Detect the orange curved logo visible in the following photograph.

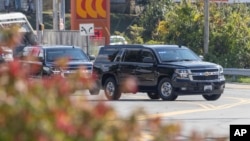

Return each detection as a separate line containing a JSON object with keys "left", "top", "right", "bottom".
{"left": 76, "top": 0, "right": 107, "bottom": 19}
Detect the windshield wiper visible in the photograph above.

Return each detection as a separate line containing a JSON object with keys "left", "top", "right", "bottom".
{"left": 70, "top": 58, "right": 82, "bottom": 61}
{"left": 163, "top": 59, "right": 195, "bottom": 62}
{"left": 163, "top": 60, "right": 179, "bottom": 62}
{"left": 178, "top": 59, "right": 195, "bottom": 61}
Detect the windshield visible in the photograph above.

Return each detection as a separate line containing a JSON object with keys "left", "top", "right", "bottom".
{"left": 156, "top": 48, "right": 201, "bottom": 62}
{"left": 46, "top": 49, "right": 89, "bottom": 62}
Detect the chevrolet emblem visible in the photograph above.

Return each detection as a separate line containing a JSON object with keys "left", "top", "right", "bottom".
{"left": 204, "top": 72, "right": 210, "bottom": 76}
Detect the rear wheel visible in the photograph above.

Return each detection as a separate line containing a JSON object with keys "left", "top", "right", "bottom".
{"left": 147, "top": 92, "right": 160, "bottom": 100}
{"left": 202, "top": 94, "right": 221, "bottom": 101}
{"left": 104, "top": 77, "right": 121, "bottom": 100}
{"left": 158, "top": 78, "right": 178, "bottom": 101}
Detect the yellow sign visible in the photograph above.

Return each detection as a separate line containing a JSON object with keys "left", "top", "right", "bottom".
{"left": 76, "top": 0, "right": 107, "bottom": 19}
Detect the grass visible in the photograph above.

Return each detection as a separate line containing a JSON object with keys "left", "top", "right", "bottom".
{"left": 226, "top": 76, "right": 250, "bottom": 83}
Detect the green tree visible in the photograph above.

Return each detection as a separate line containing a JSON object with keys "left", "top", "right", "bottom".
{"left": 137, "top": 0, "right": 172, "bottom": 41}
{"left": 156, "top": 0, "right": 204, "bottom": 54}
{"left": 126, "top": 24, "right": 144, "bottom": 44}
{"left": 208, "top": 3, "right": 250, "bottom": 68}
{"left": 154, "top": 1, "right": 250, "bottom": 68}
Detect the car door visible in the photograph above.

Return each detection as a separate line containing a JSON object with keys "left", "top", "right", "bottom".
{"left": 135, "top": 49, "right": 157, "bottom": 86}
{"left": 117, "top": 48, "right": 141, "bottom": 85}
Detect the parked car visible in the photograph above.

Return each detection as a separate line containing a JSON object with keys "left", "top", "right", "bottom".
{"left": 17, "top": 45, "right": 99, "bottom": 94}
{"left": 110, "top": 35, "right": 127, "bottom": 45}
{"left": 93, "top": 44, "right": 226, "bottom": 101}
{"left": 19, "top": 45, "right": 95, "bottom": 77}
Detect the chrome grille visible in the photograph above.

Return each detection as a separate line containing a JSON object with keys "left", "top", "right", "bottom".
{"left": 190, "top": 69, "right": 219, "bottom": 81}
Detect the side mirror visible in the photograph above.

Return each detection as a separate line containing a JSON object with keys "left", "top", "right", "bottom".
{"left": 199, "top": 55, "right": 204, "bottom": 60}
{"left": 142, "top": 57, "right": 154, "bottom": 63}
{"left": 89, "top": 55, "right": 95, "bottom": 61}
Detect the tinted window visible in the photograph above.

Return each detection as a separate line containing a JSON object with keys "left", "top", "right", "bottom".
{"left": 156, "top": 48, "right": 200, "bottom": 62}
{"left": 141, "top": 49, "right": 154, "bottom": 62}
{"left": 95, "top": 48, "right": 119, "bottom": 63}
{"left": 123, "top": 49, "right": 141, "bottom": 62}
{"left": 46, "top": 48, "right": 89, "bottom": 62}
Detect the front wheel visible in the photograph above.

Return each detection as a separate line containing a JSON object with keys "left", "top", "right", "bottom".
{"left": 202, "top": 94, "right": 221, "bottom": 101}
{"left": 104, "top": 77, "right": 121, "bottom": 100}
{"left": 158, "top": 78, "right": 178, "bottom": 101}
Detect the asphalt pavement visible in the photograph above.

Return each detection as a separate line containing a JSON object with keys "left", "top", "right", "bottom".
{"left": 226, "top": 82, "right": 250, "bottom": 89}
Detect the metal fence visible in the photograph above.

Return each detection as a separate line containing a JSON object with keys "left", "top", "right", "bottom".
{"left": 42, "top": 30, "right": 105, "bottom": 56}
{"left": 224, "top": 68, "right": 250, "bottom": 76}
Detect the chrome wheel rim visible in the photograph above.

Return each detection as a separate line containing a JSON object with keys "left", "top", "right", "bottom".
{"left": 161, "top": 82, "right": 172, "bottom": 97}
{"left": 106, "top": 82, "right": 115, "bottom": 97}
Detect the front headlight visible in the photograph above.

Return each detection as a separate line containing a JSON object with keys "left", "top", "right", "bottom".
{"left": 217, "top": 66, "right": 225, "bottom": 80}
{"left": 218, "top": 66, "right": 223, "bottom": 74}
{"left": 82, "top": 69, "right": 92, "bottom": 74}
{"left": 43, "top": 66, "right": 61, "bottom": 74}
{"left": 175, "top": 69, "right": 190, "bottom": 79}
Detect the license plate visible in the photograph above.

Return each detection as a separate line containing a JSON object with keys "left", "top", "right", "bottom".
{"left": 204, "top": 85, "right": 213, "bottom": 91}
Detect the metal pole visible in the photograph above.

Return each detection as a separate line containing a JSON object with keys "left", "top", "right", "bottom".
{"left": 86, "top": 36, "right": 89, "bottom": 55}
{"left": 36, "top": 0, "right": 39, "bottom": 35}
{"left": 36, "top": 0, "right": 43, "bottom": 44}
{"left": 204, "top": 0, "right": 209, "bottom": 54}
{"left": 53, "top": 0, "right": 58, "bottom": 30}
{"left": 39, "top": 0, "right": 43, "bottom": 44}
{"left": 60, "top": 0, "right": 65, "bottom": 30}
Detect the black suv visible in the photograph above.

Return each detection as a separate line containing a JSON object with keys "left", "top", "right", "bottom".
{"left": 93, "top": 44, "right": 226, "bottom": 101}
{"left": 19, "top": 45, "right": 94, "bottom": 78}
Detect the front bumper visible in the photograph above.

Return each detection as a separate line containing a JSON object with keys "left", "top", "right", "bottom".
{"left": 172, "top": 78, "right": 226, "bottom": 95}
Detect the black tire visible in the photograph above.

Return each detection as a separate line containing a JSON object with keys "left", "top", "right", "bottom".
{"left": 202, "top": 94, "right": 221, "bottom": 101}
{"left": 147, "top": 92, "right": 160, "bottom": 100}
{"left": 104, "top": 77, "right": 121, "bottom": 100}
{"left": 158, "top": 78, "right": 178, "bottom": 101}
{"left": 89, "top": 81, "right": 101, "bottom": 95}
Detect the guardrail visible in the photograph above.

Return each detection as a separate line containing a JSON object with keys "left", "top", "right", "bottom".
{"left": 224, "top": 68, "right": 250, "bottom": 76}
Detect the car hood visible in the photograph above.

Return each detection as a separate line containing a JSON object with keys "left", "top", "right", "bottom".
{"left": 161, "top": 61, "right": 220, "bottom": 69}
{"left": 46, "top": 61, "right": 93, "bottom": 68}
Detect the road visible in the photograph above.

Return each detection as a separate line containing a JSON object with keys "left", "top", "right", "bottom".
{"left": 74, "top": 83, "right": 250, "bottom": 140}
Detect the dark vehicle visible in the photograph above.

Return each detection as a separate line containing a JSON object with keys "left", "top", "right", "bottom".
{"left": 93, "top": 44, "right": 226, "bottom": 101}
{"left": 18, "top": 45, "right": 98, "bottom": 94}
{"left": 19, "top": 45, "right": 94, "bottom": 77}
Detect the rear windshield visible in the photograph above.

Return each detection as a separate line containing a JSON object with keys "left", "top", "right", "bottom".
{"left": 46, "top": 48, "right": 89, "bottom": 62}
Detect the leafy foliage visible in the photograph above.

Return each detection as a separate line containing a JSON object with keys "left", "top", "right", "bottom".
{"left": 136, "top": 0, "right": 172, "bottom": 41}
{"left": 156, "top": 1, "right": 204, "bottom": 54}
{"left": 128, "top": 0, "right": 250, "bottom": 68}
{"left": 208, "top": 3, "right": 250, "bottom": 68}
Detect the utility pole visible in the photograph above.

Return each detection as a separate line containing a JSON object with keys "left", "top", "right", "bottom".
{"left": 53, "top": 0, "right": 58, "bottom": 30}
{"left": 59, "top": 0, "right": 65, "bottom": 30}
{"left": 204, "top": 0, "right": 209, "bottom": 54}
{"left": 36, "top": 0, "right": 43, "bottom": 44}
